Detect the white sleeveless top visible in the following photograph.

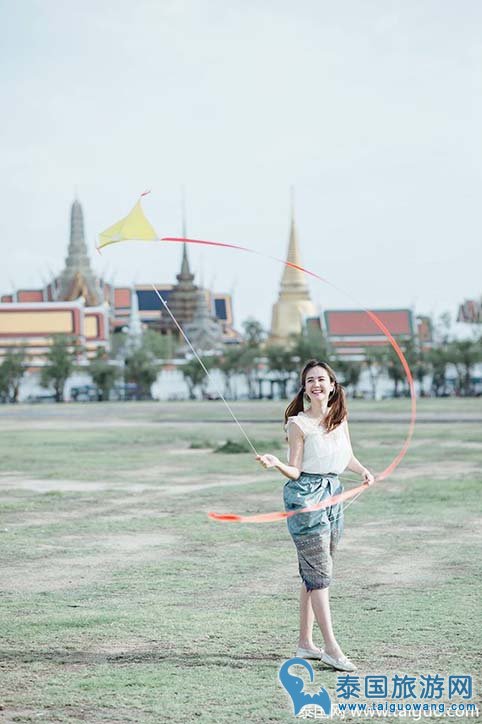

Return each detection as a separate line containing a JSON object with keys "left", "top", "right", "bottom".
{"left": 286, "top": 411, "right": 352, "bottom": 475}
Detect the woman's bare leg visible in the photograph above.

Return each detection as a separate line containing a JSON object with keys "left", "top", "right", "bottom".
{"left": 309, "top": 587, "right": 344, "bottom": 658}
{"left": 298, "top": 584, "right": 320, "bottom": 650}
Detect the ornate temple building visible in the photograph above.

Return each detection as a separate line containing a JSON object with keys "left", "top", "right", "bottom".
{"left": 0, "top": 199, "right": 238, "bottom": 366}
{"left": 0, "top": 196, "right": 437, "bottom": 377}
{"left": 269, "top": 211, "right": 318, "bottom": 344}
{"left": 0, "top": 201, "right": 110, "bottom": 366}
{"left": 268, "top": 204, "right": 432, "bottom": 358}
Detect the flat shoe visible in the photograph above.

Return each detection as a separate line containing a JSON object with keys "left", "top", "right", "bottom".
{"left": 295, "top": 646, "right": 323, "bottom": 660}
{"left": 321, "top": 651, "right": 357, "bottom": 672}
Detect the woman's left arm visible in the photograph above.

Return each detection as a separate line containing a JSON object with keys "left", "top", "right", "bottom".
{"left": 343, "top": 420, "right": 375, "bottom": 486}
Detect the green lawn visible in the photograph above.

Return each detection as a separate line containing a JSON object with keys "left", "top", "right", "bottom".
{"left": 0, "top": 400, "right": 481, "bottom": 723}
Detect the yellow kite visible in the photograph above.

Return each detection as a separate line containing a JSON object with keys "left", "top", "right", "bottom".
{"left": 97, "top": 198, "right": 158, "bottom": 250}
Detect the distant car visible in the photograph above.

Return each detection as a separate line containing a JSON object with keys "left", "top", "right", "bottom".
{"left": 25, "top": 393, "right": 57, "bottom": 404}
{"left": 70, "top": 385, "right": 98, "bottom": 402}
{"left": 110, "top": 383, "right": 143, "bottom": 401}
{"left": 203, "top": 392, "right": 221, "bottom": 401}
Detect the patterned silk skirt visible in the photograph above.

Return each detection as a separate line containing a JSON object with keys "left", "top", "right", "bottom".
{"left": 283, "top": 472, "right": 344, "bottom": 591}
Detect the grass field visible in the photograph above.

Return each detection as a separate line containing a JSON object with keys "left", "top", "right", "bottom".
{"left": 0, "top": 399, "right": 481, "bottom": 723}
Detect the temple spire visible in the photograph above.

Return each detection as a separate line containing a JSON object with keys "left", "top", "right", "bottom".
{"left": 178, "top": 186, "right": 192, "bottom": 280}
{"left": 278, "top": 202, "right": 309, "bottom": 293}
{"left": 179, "top": 243, "right": 192, "bottom": 279}
{"left": 176, "top": 188, "right": 194, "bottom": 288}
{"left": 269, "top": 194, "right": 317, "bottom": 344}
{"left": 57, "top": 199, "right": 101, "bottom": 306}
{"left": 69, "top": 199, "right": 87, "bottom": 257}
{"left": 160, "top": 187, "right": 198, "bottom": 333}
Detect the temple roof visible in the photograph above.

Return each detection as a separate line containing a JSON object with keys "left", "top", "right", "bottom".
{"left": 324, "top": 309, "right": 414, "bottom": 337}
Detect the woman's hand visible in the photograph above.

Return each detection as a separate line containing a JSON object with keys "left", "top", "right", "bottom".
{"left": 361, "top": 468, "right": 375, "bottom": 486}
{"left": 256, "top": 454, "right": 280, "bottom": 470}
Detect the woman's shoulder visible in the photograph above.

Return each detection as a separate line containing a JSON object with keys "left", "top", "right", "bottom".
{"left": 285, "top": 413, "right": 308, "bottom": 434}
{"left": 286, "top": 412, "right": 306, "bottom": 425}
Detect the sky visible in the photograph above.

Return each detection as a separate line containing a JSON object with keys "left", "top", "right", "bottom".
{"left": 1, "top": 0, "right": 481, "bottom": 332}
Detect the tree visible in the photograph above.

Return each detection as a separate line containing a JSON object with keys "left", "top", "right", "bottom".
{"left": 384, "top": 336, "right": 426, "bottom": 398}
{"left": 237, "top": 319, "right": 265, "bottom": 399}
{"left": 433, "top": 312, "right": 452, "bottom": 345}
{"left": 414, "top": 348, "right": 431, "bottom": 397}
{"left": 242, "top": 318, "right": 265, "bottom": 348}
{"left": 0, "top": 348, "right": 26, "bottom": 403}
{"left": 445, "top": 338, "right": 482, "bottom": 396}
{"left": 265, "top": 345, "right": 297, "bottom": 399}
{"left": 0, "top": 365, "right": 8, "bottom": 403}
{"left": 215, "top": 346, "right": 241, "bottom": 399}
{"left": 399, "top": 336, "right": 420, "bottom": 396}
{"left": 291, "top": 326, "right": 332, "bottom": 367}
{"left": 181, "top": 357, "right": 213, "bottom": 400}
{"left": 88, "top": 348, "right": 119, "bottom": 401}
{"left": 142, "top": 329, "right": 176, "bottom": 359}
{"left": 336, "top": 359, "right": 362, "bottom": 397}
{"left": 363, "top": 347, "right": 387, "bottom": 400}
{"left": 425, "top": 312, "right": 453, "bottom": 397}
{"left": 110, "top": 331, "right": 128, "bottom": 359}
{"left": 124, "top": 347, "right": 159, "bottom": 400}
{"left": 41, "top": 335, "right": 77, "bottom": 402}
{"left": 428, "top": 345, "right": 449, "bottom": 397}
{"left": 386, "top": 338, "right": 406, "bottom": 397}
{"left": 237, "top": 345, "right": 260, "bottom": 399}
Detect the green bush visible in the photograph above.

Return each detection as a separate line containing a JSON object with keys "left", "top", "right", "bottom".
{"left": 189, "top": 439, "right": 215, "bottom": 449}
{"left": 214, "top": 437, "right": 284, "bottom": 454}
{"left": 214, "top": 439, "right": 251, "bottom": 454}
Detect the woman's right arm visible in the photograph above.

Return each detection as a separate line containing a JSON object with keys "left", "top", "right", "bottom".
{"left": 256, "top": 421, "right": 304, "bottom": 480}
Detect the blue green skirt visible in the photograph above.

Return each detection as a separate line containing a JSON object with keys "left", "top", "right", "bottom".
{"left": 283, "top": 472, "right": 344, "bottom": 591}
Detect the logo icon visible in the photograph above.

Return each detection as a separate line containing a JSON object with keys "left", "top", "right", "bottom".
{"left": 279, "top": 657, "right": 332, "bottom": 717}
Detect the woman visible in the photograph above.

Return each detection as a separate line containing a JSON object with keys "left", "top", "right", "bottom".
{"left": 256, "top": 359, "right": 374, "bottom": 672}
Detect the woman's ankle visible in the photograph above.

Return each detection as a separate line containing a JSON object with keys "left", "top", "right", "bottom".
{"left": 298, "top": 638, "right": 318, "bottom": 650}
{"left": 324, "top": 642, "right": 343, "bottom": 658}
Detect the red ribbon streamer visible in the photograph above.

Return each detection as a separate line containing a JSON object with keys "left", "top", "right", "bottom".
{"left": 207, "top": 483, "right": 367, "bottom": 523}
{"left": 158, "top": 235, "right": 416, "bottom": 523}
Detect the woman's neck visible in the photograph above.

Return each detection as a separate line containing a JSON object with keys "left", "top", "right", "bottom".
{"left": 307, "top": 399, "right": 328, "bottom": 418}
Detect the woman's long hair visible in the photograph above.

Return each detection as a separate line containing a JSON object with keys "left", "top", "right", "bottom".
{"left": 284, "top": 359, "right": 347, "bottom": 432}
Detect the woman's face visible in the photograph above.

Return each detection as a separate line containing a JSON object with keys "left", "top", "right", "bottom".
{"left": 304, "top": 365, "right": 335, "bottom": 404}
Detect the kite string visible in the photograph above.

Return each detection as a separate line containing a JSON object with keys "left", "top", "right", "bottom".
{"left": 97, "top": 199, "right": 417, "bottom": 524}
{"left": 150, "top": 284, "right": 259, "bottom": 456}
{"left": 152, "top": 286, "right": 370, "bottom": 487}
{"left": 161, "top": 236, "right": 416, "bottom": 483}
{"left": 157, "top": 237, "right": 414, "bottom": 521}
{"left": 152, "top": 283, "right": 368, "bottom": 487}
